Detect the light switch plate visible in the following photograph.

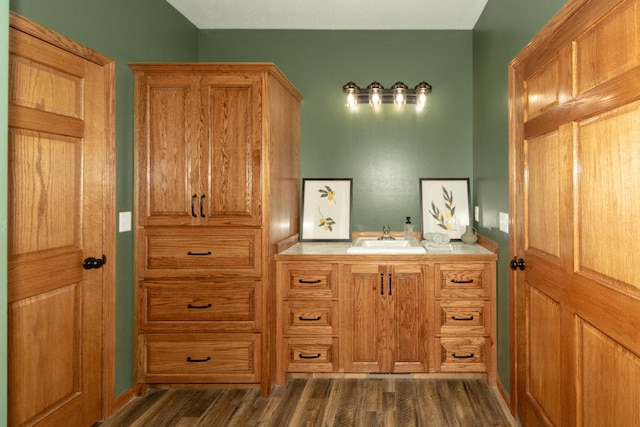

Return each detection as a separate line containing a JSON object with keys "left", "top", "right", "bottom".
{"left": 119, "top": 211, "right": 132, "bottom": 233}
{"left": 474, "top": 206, "right": 480, "bottom": 222}
{"left": 499, "top": 212, "right": 509, "bottom": 233}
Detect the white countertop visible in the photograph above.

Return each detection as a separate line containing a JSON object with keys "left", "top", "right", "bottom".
{"left": 278, "top": 241, "right": 494, "bottom": 256}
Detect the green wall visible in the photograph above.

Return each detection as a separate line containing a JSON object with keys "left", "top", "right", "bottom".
{"left": 6, "top": 0, "right": 199, "bottom": 405}
{"left": 199, "top": 30, "right": 474, "bottom": 232}
{"left": 472, "top": 0, "right": 566, "bottom": 393}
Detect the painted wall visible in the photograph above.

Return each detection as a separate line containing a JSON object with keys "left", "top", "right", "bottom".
{"left": 472, "top": 0, "right": 566, "bottom": 393}
{"left": 6, "top": 0, "right": 199, "bottom": 401}
{"left": 199, "top": 30, "right": 474, "bottom": 232}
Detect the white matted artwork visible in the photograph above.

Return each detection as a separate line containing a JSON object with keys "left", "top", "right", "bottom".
{"left": 420, "top": 178, "right": 470, "bottom": 240}
{"left": 301, "top": 178, "right": 352, "bottom": 241}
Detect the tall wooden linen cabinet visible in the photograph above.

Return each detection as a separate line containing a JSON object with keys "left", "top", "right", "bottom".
{"left": 131, "top": 63, "right": 302, "bottom": 396}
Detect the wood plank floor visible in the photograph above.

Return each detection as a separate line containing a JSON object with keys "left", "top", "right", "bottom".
{"left": 99, "top": 378, "right": 515, "bottom": 426}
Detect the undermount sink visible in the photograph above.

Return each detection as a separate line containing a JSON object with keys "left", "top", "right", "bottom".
{"left": 346, "top": 237, "right": 427, "bottom": 254}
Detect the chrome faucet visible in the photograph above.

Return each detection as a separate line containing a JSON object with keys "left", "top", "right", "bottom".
{"left": 378, "top": 225, "right": 395, "bottom": 240}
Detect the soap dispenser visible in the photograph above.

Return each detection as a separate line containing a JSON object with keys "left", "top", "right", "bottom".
{"left": 404, "top": 217, "right": 413, "bottom": 240}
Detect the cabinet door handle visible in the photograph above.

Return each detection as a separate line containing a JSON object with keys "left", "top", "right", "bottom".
{"left": 298, "top": 353, "right": 321, "bottom": 359}
{"left": 199, "top": 194, "right": 206, "bottom": 218}
{"left": 452, "top": 353, "right": 475, "bottom": 359}
{"left": 451, "top": 315, "right": 474, "bottom": 321}
{"left": 380, "top": 273, "right": 384, "bottom": 295}
{"left": 188, "top": 303, "right": 212, "bottom": 309}
{"left": 451, "top": 279, "right": 474, "bottom": 284}
{"left": 186, "top": 356, "right": 211, "bottom": 363}
{"left": 298, "top": 316, "right": 322, "bottom": 321}
{"left": 191, "top": 194, "right": 197, "bottom": 217}
{"left": 187, "top": 251, "right": 212, "bottom": 256}
{"left": 298, "top": 279, "right": 321, "bottom": 284}
{"left": 389, "top": 273, "right": 392, "bottom": 296}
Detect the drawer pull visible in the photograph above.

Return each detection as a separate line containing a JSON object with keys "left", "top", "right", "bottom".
{"left": 298, "top": 353, "right": 322, "bottom": 359}
{"left": 187, "top": 251, "right": 212, "bottom": 256}
{"left": 298, "top": 279, "right": 322, "bottom": 284}
{"left": 186, "top": 356, "right": 211, "bottom": 363}
{"left": 451, "top": 279, "right": 474, "bottom": 284}
{"left": 187, "top": 303, "right": 212, "bottom": 309}
{"left": 452, "top": 353, "right": 475, "bottom": 359}
{"left": 298, "top": 315, "right": 322, "bottom": 321}
{"left": 451, "top": 315, "right": 474, "bottom": 321}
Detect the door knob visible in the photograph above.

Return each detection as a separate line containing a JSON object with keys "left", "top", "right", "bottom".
{"left": 510, "top": 256, "right": 525, "bottom": 271}
{"left": 83, "top": 255, "right": 106, "bottom": 270}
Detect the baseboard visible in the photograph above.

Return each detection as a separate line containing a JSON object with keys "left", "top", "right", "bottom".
{"left": 495, "top": 378, "right": 519, "bottom": 426}
{"left": 113, "top": 388, "right": 135, "bottom": 413}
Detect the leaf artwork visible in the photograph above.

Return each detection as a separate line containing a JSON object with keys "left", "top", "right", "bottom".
{"left": 318, "top": 186, "right": 336, "bottom": 204}
{"left": 317, "top": 208, "right": 336, "bottom": 232}
{"left": 429, "top": 186, "right": 456, "bottom": 230}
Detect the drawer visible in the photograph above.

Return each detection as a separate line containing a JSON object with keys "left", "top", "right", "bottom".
{"left": 283, "top": 337, "right": 339, "bottom": 373}
{"left": 281, "top": 263, "right": 339, "bottom": 298}
{"left": 141, "top": 228, "right": 261, "bottom": 278}
{"left": 436, "top": 264, "right": 489, "bottom": 298}
{"left": 436, "top": 337, "right": 488, "bottom": 373}
{"left": 140, "top": 281, "right": 260, "bottom": 331}
{"left": 140, "top": 333, "right": 260, "bottom": 383}
{"left": 282, "top": 300, "right": 338, "bottom": 335}
{"left": 436, "top": 300, "right": 489, "bottom": 335}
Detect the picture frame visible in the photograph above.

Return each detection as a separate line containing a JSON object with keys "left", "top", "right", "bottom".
{"left": 301, "top": 178, "right": 353, "bottom": 241}
{"left": 420, "top": 178, "right": 470, "bottom": 240}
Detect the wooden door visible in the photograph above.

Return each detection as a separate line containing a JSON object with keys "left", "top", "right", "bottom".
{"left": 343, "top": 264, "right": 427, "bottom": 373}
{"left": 134, "top": 71, "right": 202, "bottom": 226}
{"left": 202, "top": 72, "right": 261, "bottom": 227}
{"left": 7, "top": 15, "right": 115, "bottom": 426}
{"left": 509, "top": 1, "right": 640, "bottom": 425}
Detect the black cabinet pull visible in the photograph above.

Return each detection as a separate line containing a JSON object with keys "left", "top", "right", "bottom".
{"left": 186, "top": 356, "right": 211, "bottom": 363}
{"left": 199, "top": 194, "right": 206, "bottom": 218}
{"left": 191, "top": 194, "right": 197, "bottom": 217}
{"left": 188, "top": 303, "right": 212, "bottom": 309}
{"left": 298, "top": 279, "right": 321, "bottom": 284}
{"left": 298, "top": 316, "right": 321, "bottom": 321}
{"left": 451, "top": 315, "right": 474, "bottom": 321}
{"left": 380, "top": 273, "right": 384, "bottom": 295}
{"left": 187, "top": 251, "right": 212, "bottom": 256}
{"left": 451, "top": 279, "right": 474, "bottom": 284}
{"left": 389, "top": 273, "right": 393, "bottom": 296}
{"left": 452, "top": 353, "right": 475, "bottom": 359}
{"left": 298, "top": 353, "right": 321, "bottom": 359}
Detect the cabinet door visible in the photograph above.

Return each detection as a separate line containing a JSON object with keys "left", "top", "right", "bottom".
{"left": 343, "top": 263, "right": 429, "bottom": 373}
{"left": 135, "top": 73, "right": 203, "bottom": 226}
{"left": 201, "top": 73, "right": 262, "bottom": 226}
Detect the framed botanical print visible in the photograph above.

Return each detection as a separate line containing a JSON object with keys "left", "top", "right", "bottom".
{"left": 301, "top": 178, "right": 353, "bottom": 241}
{"left": 420, "top": 178, "right": 470, "bottom": 240}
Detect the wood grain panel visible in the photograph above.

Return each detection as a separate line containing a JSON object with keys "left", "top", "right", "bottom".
{"left": 526, "top": 284, "right": 561, "bottom": 426}
{"left": 283, "top": 300, "right": 338, "bottom": 335}
{"left": 436, "top": 300, "right": 488, "bottom": 335}
{"left": 575, "top": 0, "right": 640, "bottom": 95}
{"left": 525, "top": 130, "right": 561, "bottom": 262}
{"left": 8, "top": 285, "right": 80, "bottom": 425}
{"left": 577, "top": 100, "right": 640, "bottom": 291}
{"left": 8, "top": 129, "right": 80, "bottom": 255}
{"left": 284, "top": 263, "right": 338, "bottom": 298}
{"left": 525, "top": 56, "right": 559, "bottom": 120}
{"left": 436, "top": 264, "right": 488, "bottom": 298}
{"left": 579, "top": 320, "right": 640, "bottom": 427}
{"left": 284, "top": 338, "right": 338, "bottom": 373}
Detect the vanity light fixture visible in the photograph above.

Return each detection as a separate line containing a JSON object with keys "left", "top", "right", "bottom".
{"left": 342, "top": 80, "right": 432, "bottom": 110}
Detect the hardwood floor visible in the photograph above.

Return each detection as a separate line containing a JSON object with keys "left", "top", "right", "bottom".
{"left": 100, "top": 378, "right": 515, "bottom": 426}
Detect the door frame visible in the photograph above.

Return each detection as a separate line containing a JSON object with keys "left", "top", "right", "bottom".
{"left": 9, "top": 12, "right": 117, "bottom": 418}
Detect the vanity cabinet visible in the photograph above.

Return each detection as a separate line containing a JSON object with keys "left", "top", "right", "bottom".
{"left": 132, "top": 63, "right": 302, "bottom": 395}
{"left": 343, "top": 263, "right": 429, "bottom": 373}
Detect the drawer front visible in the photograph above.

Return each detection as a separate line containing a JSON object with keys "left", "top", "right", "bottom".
{"left": 140, "top": 281, "right": 260, "bottom": 330}
{"left": 437, "top": 337, "right": 487, "bottom": 373}
{"left": 283, "top": 301, "right": 338, "bottom": 335}
{"left": 437, "top": 264, "right": 488, "bottom": 298}
{"left": 436, "top": 300, "right": 489, "bottom": 335}
{"left": 141, "top": 333, "right": 260, "bottom": 383}
{"left": 284, "top": 337, "right": 339, "bottom": 373}
{"left": 283, "top": 263, "right": 338, "bottom": 298}
{"left": 142, "top": 228, "right": 261, "bottom": 277}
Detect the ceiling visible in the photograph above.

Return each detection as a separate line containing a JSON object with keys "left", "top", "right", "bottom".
{"left": 166, "top": 0, "right": 488, "bottom": 30}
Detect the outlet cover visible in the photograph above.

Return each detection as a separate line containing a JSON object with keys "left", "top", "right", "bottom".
{"left": 119, "top": 211, "right": 132, "bottom": 233}
{"left": 499, "top": 212, "right": 509, "bottom": 233}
